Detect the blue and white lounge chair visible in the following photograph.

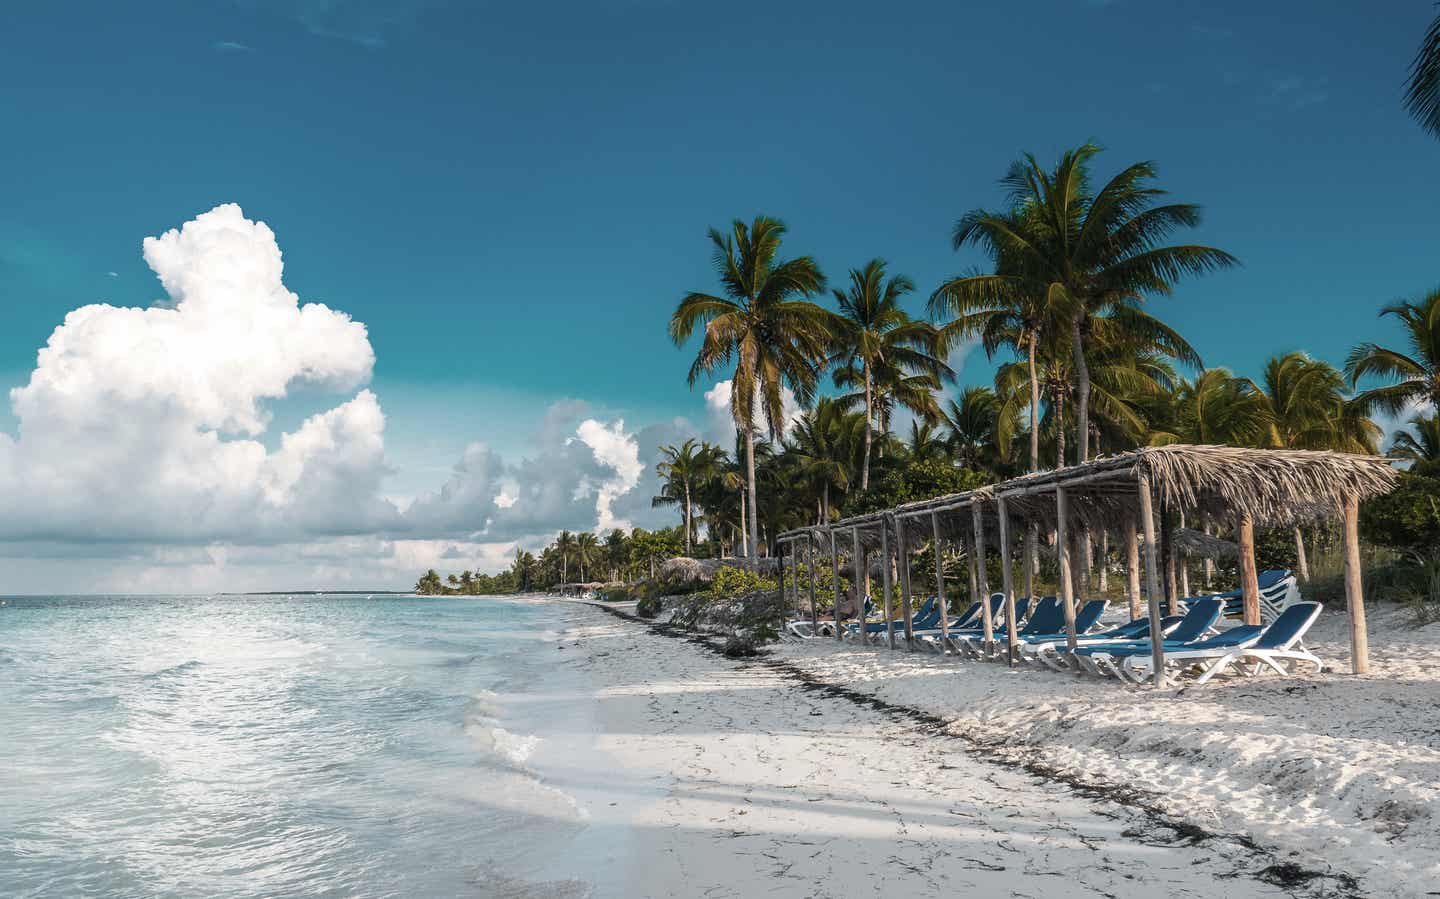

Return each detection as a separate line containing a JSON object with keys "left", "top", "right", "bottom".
{"left": 952, "top": 595, "right": 1062, "bottom": 657}
{"left": 1024, "top": 613, "right": 1184, "bottom": 669}
{"left": 1072, "top": 597, "right": 1224, "bottom": 677}
{"left": 1110, "top": 624, "right": 1266, "bottom": 684}
{"left": 913, "top": 594, "right": 1016, "bottom": 653}
{"left": 1166, "top": 601, "right": 1325, "bottom": 685}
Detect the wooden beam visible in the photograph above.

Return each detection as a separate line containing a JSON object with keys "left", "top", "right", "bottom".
{"left": 1161, "top": 504, "right": 1178, "bottom": 614}
{"left": 972, "top": 503, "right": 994, "bottom": 656}
{"left": 895, "top": 516, "right": 915, "bottom": 650}
{"left": 997, "top": 496, "right": 1018, "bottom": 667}
{"left": 1055, "top": 485, "right": 1078, "bottom": 650}
{"left": 881, "top": 522, "right": 896, "bottom": 650}
{"left": 1125, "top": 513, "right": 1142, "bottom": 621}
{"left": 1343, "top": 494, "right": 1369, "bottom": 674}
{"left": 777, "top": 542, "right": 788, "bottom": 612}
{"left": 1294, "top": 525, "right": 1311, "bottom": 582}
{"left": 1137, "top": 469, "right": 1166, "bottom": 687}
{"left": 852, "top": 527, "right": 864, "bottom": 643}
{"left": 806, "top": 535, "right": 819, "bottom": 633}
{"left": 1237, "top": 513, "right": 1260, "bottom": 626}
{"left": 931, "top": 511, "right": 950, "bottom": 651}
{"left": 1024, "top": 523, "right": 1037, "bottom": 604}
{"left": 830, "top": 529, "right": 843, "bottom": 643}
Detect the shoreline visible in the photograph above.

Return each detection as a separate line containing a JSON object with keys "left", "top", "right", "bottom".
{"left": 548, "top": 600, "right": 1379, "bottom": 897}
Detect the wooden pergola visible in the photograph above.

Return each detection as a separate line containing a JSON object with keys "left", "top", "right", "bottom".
{"left": 779, "top": 444, "right": 1397, "bottom": 686}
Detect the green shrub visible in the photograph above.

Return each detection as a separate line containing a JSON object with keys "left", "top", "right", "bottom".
{"left": 635, "top": 594, "right": 663, "bottom": 619}
{"left": 705, "top": 566, "right": 777, "bottom": 600}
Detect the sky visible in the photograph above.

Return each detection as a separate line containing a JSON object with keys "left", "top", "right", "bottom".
{"left": 0, "top": 0, "right": 1436, "bottom": 592}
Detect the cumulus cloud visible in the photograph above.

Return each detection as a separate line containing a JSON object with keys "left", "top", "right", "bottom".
{"left": 0, "top": 204, "right": 699, "bottom": 590}
{"left": 403, "top": 402, "right": 677, "bottom": 542}
{"left": 0, "top": 203, "right": 391, "bottom": 542}
{"left": 703, "top": 379, "right": 802, "bottom": 445}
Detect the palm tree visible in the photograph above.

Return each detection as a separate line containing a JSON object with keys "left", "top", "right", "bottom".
{"left": 1151, "top": 368, "right": 1272, "bottom": 447}
{"left": 941, "top": 386, "right": 1005, "bottom": 474}
{"left": 1346, "top": 287, "right": 1440, "bottom": 415}
{"left": 1255, "top": 352, "right": 1379, "bottom": 580}
{"left": 904, "top": 419, "right": 951, "bottom": 466}
{"left": 554, "top": 530, "right": 576, "bottom": 583}
{"left": 575, "top": 532, "right": 599, "bottom": 582}
{"left": 830, "top": 258, "right": 950, "bottom": 489}
{"left": 945, "top": 144, "right": 1236, "bottom": 465}
{"left": 652, "top": 438, "right": 711, "bottom": 553}
{"left": 603, "top": 529, "right": 628, "bottom": 580}
{"left": 1389, "top": 413, "right": 1440, "bottom": 463}
{"left": 931, "top": 207, "right": 1054, "bottom": 474}
{"left": 1407, "top": 9, "right": 1440, "bottom": 137}
{"left": 669, "top": 216, "right": 829, "bottom": 559}
{"left": 788, "top": 397, "right": 864, "bottom": 523}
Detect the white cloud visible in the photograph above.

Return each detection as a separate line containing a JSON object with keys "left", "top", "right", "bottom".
{"left": 0, "top": 204, "right": 696, "bottom": 590}
{"left": 575, "top": 418, "right": 644, "bottom": 531}
{"left": 703, "top": 379, "right": 802, "bottom": 444}
{"left": 0, "top": 203, "right": 390, "bottom": 542}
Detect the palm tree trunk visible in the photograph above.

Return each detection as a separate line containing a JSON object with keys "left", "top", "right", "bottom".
{"left": 1027, "top": 331, "right": 1041, "bottom": 472}
{"left": 861, "top": 368, "right": 874, "bottom": 490}
{"left": 822, "top": 481, "right": 830, "bottom": 524}
{"left": 1071, "top": 312, "right": 1091, "bottom": 465}
{"left": 562, "top": 553, "right": 567, "bottom": 584}
{"left": 682, "top": 481, "right": 692, "bottom": 554}
{"left": 1293, "top": 526, "right": 1310, "bottom": 581}
{"left": 738, "top": 487, "right": 748, "bottom": 558}
{"left": 745, "top": 424, "right": 760, "bottom": 560}
{"left": 1054, "top": 386, "right": 1067, "bottom": 468}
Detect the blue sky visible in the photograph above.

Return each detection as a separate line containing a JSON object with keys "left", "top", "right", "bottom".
{"left": 0, "top": 0, "right": 1436, "bottom": 589}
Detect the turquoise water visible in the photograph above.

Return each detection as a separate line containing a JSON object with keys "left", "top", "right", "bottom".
{"left": 0, "top": 594, "right": 598, "bottom": 898}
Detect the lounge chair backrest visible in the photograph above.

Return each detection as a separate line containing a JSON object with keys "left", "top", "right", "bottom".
{"left": 910, "top": 596, "right": 937, "bottom": 626}
{"left": 1002, "top": 596, "right": 1032, "bottom": 627}
{"left": 1019, "top": 596, "right": 1063, "bottom": 635}
{"left": 1110, "top": 617, "right": 1153, "bottom": 639}
{"left": 950, "top": 600, "right": 981, "bottom": 628}
{"left": 1255, "top": 601, "right": 1322, "bottom": 650}
{"left": 1073, "top": 600, "right": 1108, "bottom": 633}
{"left": 1257, "top": 569, "right": 1291, "bottom": 590}
{"left": 1168, "top": 597, "right": 1223, "bottom": 643}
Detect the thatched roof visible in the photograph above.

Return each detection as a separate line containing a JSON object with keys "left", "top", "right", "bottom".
{"left": 658, "top": 555, "right": 781, "bottom": 584}
{"left": 781, "top": 444, "right": 1397, "bottom": 547}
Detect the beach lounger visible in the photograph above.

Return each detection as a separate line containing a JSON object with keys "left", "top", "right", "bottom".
{"left": 1024, "top": 614, "right": 1185, "bottom": 669}
{"left": 1169, "top": 601, "right": 1324, "bottom": 685}
{"left": 951, "top": 595, "right": 1061, "bottom": 657}
{"left": 1072, "top": 597, "right": 1224, "bottom": 677}
{"left": 1110, "top": 624, "right": 1266, "bottom": 684}
{"left": 912, "top": 594, "right": 1017, "bottom": 653}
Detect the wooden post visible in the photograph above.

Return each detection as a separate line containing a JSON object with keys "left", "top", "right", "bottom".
{"left": 1293, "top": 526, "right": 1310, "bottom": 582}
{"left": 1343, "top": 494, "right": 1368, "bottom": 674}
{"left": 1161, "top": 504, "right": 1178, "bottom": 614}
{"left": 881, "top": 524, "right": 896, "bottom": 650}
{"left": 896, "top": 516, "right": 915, "bottom": 650}
{"left": 852, "top": 527, "right": 864, "bottom": 643}
{"left": 1237, "top": 513, "right": 1260, "bottom": 626}
{"left": 971, "top": 504, "right": 994, "bottom": 656}
{"left": 1137, "top": 469, "right": 1166, "bottom": 687}
{"left": 777, "top": 542, "right": 788, "bottom": 612}
{"left": 806, "top": 535, "right": 819, "bottom": 632}
{"left": 1178, "top": 511, "right": 1190, "bottom": 599}
{"left": 966, "top": 529, "right": 980, "bottom": 612}
{"left": 1055, "top": 486, "right": 1078, "bottom": 650}
{"left": 931, "top": 512, "right": 950, "bottom": 651}
{"left": 1125, "top": 513, "right": 1142, "bottom": 620}
{"left": 1024, "top": 523, "right": 1037, "bottom": 604}
{"left": 1098, "top": 529, "right": 1109, "bottom": 594}
{"left": 997, "top": 497, "right": 1018, "bottom": 666}
{"left": 830, "top": 529, "right": 843, "bottom": 643}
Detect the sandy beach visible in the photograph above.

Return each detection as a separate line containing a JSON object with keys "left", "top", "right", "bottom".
{"left": 544, "top": 600, "right": 1401, "bottom": 898}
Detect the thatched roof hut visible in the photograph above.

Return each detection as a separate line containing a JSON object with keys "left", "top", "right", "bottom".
{"left": 778, "top": 444, "right": 1397, "bottom": 679}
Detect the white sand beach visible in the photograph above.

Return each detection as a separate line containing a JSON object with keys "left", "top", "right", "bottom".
{"left": 540, "top": 600, "right": 1424, "bottom": 898}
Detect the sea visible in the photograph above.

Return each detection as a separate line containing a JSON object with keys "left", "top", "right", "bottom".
{"left": 0, "top": 594, "right": 628, "bottom": 898}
